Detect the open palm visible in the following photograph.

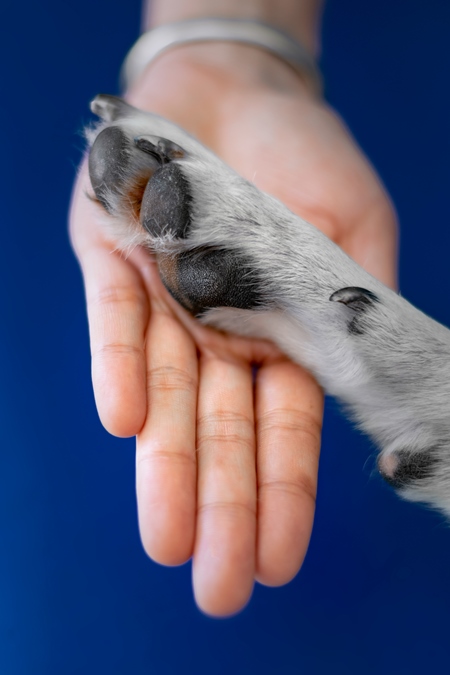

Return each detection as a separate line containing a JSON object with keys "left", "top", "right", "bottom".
{"left": 70, "top": 46, "right": 397, "bottom": 616}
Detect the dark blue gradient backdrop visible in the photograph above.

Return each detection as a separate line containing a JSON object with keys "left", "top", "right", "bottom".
{"left": 1, "top": 1, "right": 450, "bottom": 673}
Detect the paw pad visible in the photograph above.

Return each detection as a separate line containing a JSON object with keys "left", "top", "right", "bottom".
{"left": 158, "top": 248, "right": 264, "bottom": 317}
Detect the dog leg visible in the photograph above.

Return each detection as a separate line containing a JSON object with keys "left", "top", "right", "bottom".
{"left": 86, "top": 95, "right": 450, "bottom": 516}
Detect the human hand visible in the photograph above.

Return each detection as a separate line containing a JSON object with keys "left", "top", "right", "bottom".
{"left": 70, "top": 43, "right": 397, "bottom": 616}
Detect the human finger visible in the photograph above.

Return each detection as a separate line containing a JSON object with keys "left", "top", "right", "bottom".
{"left": 70, "top": 170, "right": 149, "bottom": 437}
{"left": 136, "top": 304, "right": 198, "bottom": 566}
{"left": 255, "top": 360, "right": 323, "bottom": 586}
{"left": 192, "top": 355, "right": 257, "bottom": 616}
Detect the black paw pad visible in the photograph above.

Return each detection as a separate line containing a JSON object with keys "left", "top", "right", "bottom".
{"left": 329, "top": 286, "right": 379, "bottom": 335}
{"left": 378, "top": 450, "right": 438, "bottom": 489}
{"left": 140, "top": 163, "right": 192, "bottom": 239}
{"left": 157, "top": 248, "right": 265, "bottom": 316}
{"left": 89, "top": 126, "right": 161, "bottom": 215}
{"left": 88, "top": 126, "right": 131, "bottom": 211}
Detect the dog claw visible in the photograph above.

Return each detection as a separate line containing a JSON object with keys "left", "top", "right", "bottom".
{"left": 90, "top": 94, "right": 135, "bottom": 122}
{"left": 135, "top": 136, "right": 186, "bottom": 163}
{"left": 329, "top": 286, "right": 379, "bottom": 307}
{"left": 330, "top": 286, "right": 380, "bottom": 335}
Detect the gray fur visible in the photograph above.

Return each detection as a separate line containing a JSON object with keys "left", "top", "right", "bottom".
{"left": 87, "top": 94, "right": 450, "bottom": 516}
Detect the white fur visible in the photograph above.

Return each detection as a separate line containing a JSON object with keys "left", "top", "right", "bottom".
{"left": 87, "top": 95, "right": 450, "bottom": 517}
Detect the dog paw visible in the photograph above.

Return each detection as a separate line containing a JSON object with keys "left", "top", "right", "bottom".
{"left": 87, "top": 95, "right": 271, "bottom": 312}
{"left": 86, "top": 94, "right": 450, "bottom": 517}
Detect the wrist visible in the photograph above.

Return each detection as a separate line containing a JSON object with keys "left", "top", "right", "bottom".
{"left": 144, "top": 1, "right": 323, "bottom": 58}
{"left": 132, "top": 40, "right": 314, "bottom": 96}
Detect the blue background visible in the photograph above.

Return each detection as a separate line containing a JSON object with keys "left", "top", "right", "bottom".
{"left": 1, "top": 0, "right": 450, "bottom": 673}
